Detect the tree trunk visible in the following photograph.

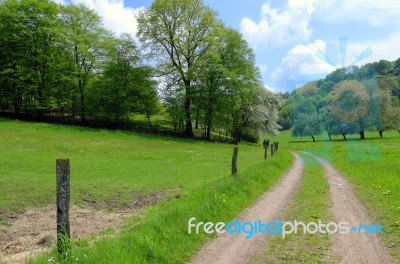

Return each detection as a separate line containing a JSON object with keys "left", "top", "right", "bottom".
{"left": 327, "top": 132, "right": 332, "bottom": 141}
{"left": 233, "top": 130, "right": 242, "bottom": 143}
{"left": 37, "top": 69, "right": 46, "bottom": 119}
{"left": 359, "top": 130, "right": 365, "bottom": 140}
{"left": 13, "top": 104, "right": 20, "bottom": 114}
{"left": 37, "top": 84, "right": 44, "bottom": 119}
{"left": 379, "top": 130, "right": 383, "bottom": 138}
{"left": 206, "top": 126, "right": 211, "bottom": 141}
{"left": 205, "top": 108, "right": 213, "bottom": 141}
{"left": 342, "top": 133, "right": 347, "bottom": 141}
{"left": 195, "top": 108, "right": 199, "bottom": 129}
{"left": 312, "top": 135, "right": 316, "bottom": 142}
{"left": 183, "top": 82, "right": 194, "bottom": 137}
{"left": 146, "top": 113, "right": 151, "bottom": 125}
{"left": 79, "top": 79, "right": 86, "bottom": 122}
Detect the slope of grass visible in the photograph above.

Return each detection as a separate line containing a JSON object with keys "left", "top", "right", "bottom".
{"left": 269, "top": 130, "right": 400, "bottom": 260}
{"left": 0, "top": 118, "right": 294, "bottom": 263}
{"left": 0, "top": 118, "right": 284, "bottom": 213}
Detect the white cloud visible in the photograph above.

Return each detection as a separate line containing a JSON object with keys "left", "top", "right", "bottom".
{"left": 315, "top": 0, "right": 400, "bottom": 26}
{"left": 240, "top": 0, "right": 400, "bottom": 48}
{"left": 56, "top": 0, "right": 143, "bottom": 37}
{"left": 346, "top": 32, "right": 400, "bottom": 64}
{"left": 264, "top": 84, "right": 276, "bottom": 93}
{"left": 240, "top": 0, "right": 315, "bottom": 47}
{"left": 271, "top": 40, "right": 336, "bottom": 92}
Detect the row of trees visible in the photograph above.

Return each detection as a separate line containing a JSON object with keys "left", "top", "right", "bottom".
{"left": 0, "top": 0, "right": 159, "bottom": 123}
{"left": 0, "top": 0, "right": 281, "bottom": 142}
{"left": 290, "top": 61, "right": 400, "bottom": 141}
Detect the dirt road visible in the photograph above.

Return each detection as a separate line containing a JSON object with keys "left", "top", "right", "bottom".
{"left": 189, "top": 154, "right": 304, "bottom": 264}
{"left": 190, "top": 152, "right": 395, "bottom": 264}
{"left": 303, "top": 152, "right": 394, "bottom": 264}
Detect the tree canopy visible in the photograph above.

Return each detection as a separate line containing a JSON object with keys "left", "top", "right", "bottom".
{"left": 0, "top": 0, "right": 281, "bottom": 143}
{"left": 290, "top": 59, "right": 400, "bottom": 141}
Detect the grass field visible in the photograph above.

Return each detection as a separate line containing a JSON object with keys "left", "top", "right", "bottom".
{"left": 0, "top": 118, "right": 288, "bottom": 214}
{"left": 0, "top": 118, "right": 294, "bottom": 263}
{"left": 268, "top": 130, "right": 400, "bottom": 259}
{"left": 1, "top": 118, "right": 399, "bottom": 262}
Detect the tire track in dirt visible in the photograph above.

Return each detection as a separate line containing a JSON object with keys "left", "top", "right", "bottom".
{"left": 303, "top": 152, "right": 394, "bottom": 264}
{"left": 189, "top": 154, "right": 304, "bottom": 264}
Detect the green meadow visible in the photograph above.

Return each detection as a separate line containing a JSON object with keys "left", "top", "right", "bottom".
{"left": 1, "top": 118, "right": 399, "bottom": 262}
{"left": 0, "top": 118, "right": 293, "bottom": 263}
{"left": 0, "top": 118, "right": 289, "bottom": 214}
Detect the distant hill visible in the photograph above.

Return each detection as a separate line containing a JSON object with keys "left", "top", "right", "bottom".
{"left": 283, "top": 58, "right": 400, "bottom": 141}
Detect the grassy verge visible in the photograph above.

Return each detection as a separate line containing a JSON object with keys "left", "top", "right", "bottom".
{"left": 250, "top": 153, "right": 339, "bottom": 264}
{"left": 269, "top": 130, "right": 400, "bottom": 260}
{"left": 30, "top": 146, "right": 293, "bottom": 263}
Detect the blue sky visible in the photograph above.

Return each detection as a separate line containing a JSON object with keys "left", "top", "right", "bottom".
{"left": 60, "top": 0, "right": 400, "bottom": 92}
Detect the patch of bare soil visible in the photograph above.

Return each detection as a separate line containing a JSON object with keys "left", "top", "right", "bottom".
{"left": 0, "top": 189, "right": 177, "bottom": 264}
{"left": 0, "top": 205, "right": 126, "bottom": 264}
{"left": 304, "top": 152, "right": 395, "bottom": 264}
{"left": 189, "top": 154, "right": 304, "bottom": 264}
{"left": 81, "top": 190, "right": 173, "bottom": 211}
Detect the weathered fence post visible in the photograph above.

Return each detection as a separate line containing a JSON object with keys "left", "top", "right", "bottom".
{"left": 232, "top": 146, "right": 238, "bottom": 176}
{"left": 271, "top": 143, "right": 274, "bottom": 157}
{"left": 264, "top": 146, "right": 268, "bottom": 160}
{"left": 56, "top": 159, "right": 70, "bottom": 255}
{"left": 262, "top": 140, "right": 269, "bottom": 161}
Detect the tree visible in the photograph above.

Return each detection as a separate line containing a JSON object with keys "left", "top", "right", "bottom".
{"left": 0, "top": 0, "right": 64, "bottom": 115}
{"left": 195, "top": 25, "right": 261, "bottom": 140}
{"left": 290, "top": 87, "right": 322, "bottom": 142}
{"left": 394, "top": 57, "right": 400, "bottom": 76}
{"left": 292, "top": 112, "right": 322, "bottom": 142}
{"left": 377, "top": 88, "right": 399, "bottom": 137}
{"left": 277, "top": 100, "right": 291, "bottom": 131}
{"left": 328, "top": 80, "right": 380, "bottom": 140}
{"left": 374, "top": 60, "right": 393, "bottom": 76}
{"left": 137, "top": 0, "right": 217, "bottom": 137}
{"left": 86, "top": 34, "right": 159, "bottom": 124}
{"left": 60, "top": 4, "right": 112, "bottom": 121}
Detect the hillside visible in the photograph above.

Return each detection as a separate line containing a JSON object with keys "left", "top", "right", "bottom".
{"left": 287, "top": 58, "right": 400, "bottom": 141}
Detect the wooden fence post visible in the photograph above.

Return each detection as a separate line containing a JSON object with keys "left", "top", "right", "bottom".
{"left": 264, "top": 146, "right": 268, "bottom": 160}
{"left": 232, "top": 146, "right": 238, "bottom": 176}
{"left": 271, "top": 143, "right": 274, "bottom": 157}
{"left": 56, "top": 159, "right": 70, "bottom": 255}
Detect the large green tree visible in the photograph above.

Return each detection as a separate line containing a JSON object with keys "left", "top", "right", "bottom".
{"left": 196, "top": 25, "right": 261, "bottom": 140}
{"left": 87, "top": 34, "right": 159, "bottom": 124}
{"left": 60, "top": 4, "right": 112, "bottom": 120}
{"left": 137, "top": 0, "right": 217, "bottom": 137}
{"left": 0, "top": 0, "right": 63, "bottom": 115}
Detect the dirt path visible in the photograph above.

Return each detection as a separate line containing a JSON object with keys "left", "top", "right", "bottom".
{"left": 189, "top": 154, "right": 304, "bottom": 264}
{"left": 303, "top": 152, "right": 394, "bottom": 264}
